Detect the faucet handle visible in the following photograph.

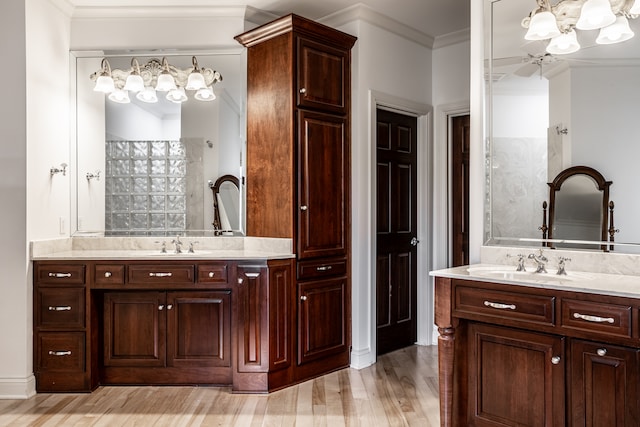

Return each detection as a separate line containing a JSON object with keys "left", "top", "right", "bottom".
{"left": 507, "top": 253, "right": 527, "bottom": 271}
{"left": 556, "top": 257, "right": 571, "bottom": 275}
{"left": 188, "top": 241, "right": 199, "bottom": 253}
{"left": 154, "top": 241, "right": 167, "bottom": 253}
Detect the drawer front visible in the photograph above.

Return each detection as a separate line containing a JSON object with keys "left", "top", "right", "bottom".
{"left": 197, "top": 263, "right": 229, "bottom": 284}
{"left": 561, "top": 299, "right": 631, "bottom": 338}
{"left": 35, "top": 264, "right": 85, "bottom": 285}
{"left": 36, "top": 332, "right": 85, "bottom": 373}
{"left": 297, "top": 257, "right": 347, "bottom": 280}
{"left": 455, "top": 285, "right": 556, "bottom": 326}
{"left": 37, "top": 288, "right": 85, "bottom": 328}
{"left": 128, "top": 264, "right": 195, "bottom": 285}
{"left": 94, "top": 264, "right": 126, "bottom": 286}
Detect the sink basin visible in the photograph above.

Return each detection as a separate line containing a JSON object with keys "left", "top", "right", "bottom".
{"left": 467, "top": 265, "right": 594, "bottom": 283}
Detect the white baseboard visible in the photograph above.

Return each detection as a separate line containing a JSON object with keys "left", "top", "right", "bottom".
{"left": 350, "top": 346, "right": 375, "bottom": 370}
{"left": 0, "top": 375, "right": 36, "bottom": 399}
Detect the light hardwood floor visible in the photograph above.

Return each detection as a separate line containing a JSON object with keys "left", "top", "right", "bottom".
{"left": 0, "top": 345, "right": 439, "bottom": 427}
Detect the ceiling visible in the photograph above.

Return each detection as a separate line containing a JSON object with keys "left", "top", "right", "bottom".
{"left": 63, "top": 0, "right": 471, "bottom": 40}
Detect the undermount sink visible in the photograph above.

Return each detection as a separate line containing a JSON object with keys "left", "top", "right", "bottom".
{"left": 466, "top": 265, "right": 594, "bottom": 283}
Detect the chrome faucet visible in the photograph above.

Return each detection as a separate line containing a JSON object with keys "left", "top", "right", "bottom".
{"left": 556, "top": 257, "right": 571, "bottom": 275}
{"left": 528, "top": 250, "right": 548, "bottom": 273}
{"left": 171, "top": 235, "right": 183, "bottom": 254}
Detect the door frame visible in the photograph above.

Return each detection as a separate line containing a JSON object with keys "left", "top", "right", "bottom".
{"left": 365, "top": 90, "right": 431, "bottom": 362}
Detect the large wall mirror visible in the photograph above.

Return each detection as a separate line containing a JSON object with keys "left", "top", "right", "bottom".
{"left": 485, "top": 0, "right": 640, "bottom": 253}
{"left": 72, "top": 50, "right": 245, "bottom": 236}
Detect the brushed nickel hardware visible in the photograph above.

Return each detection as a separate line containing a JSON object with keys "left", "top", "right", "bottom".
{"left": 85, "top": 170, "right": 101, "bottom": 181}
{"left": 48, "top": 272, "right": 72, "bottom": 278}
{"left": 410, "top": 237, "right": 419, "bottom": 246}
{"left": 484, "top": 301, "right": 516, "bottom": 310}
{"left": 300, "top": 205, "right": 308, "bottom": 211}
{"left": 171, "top": 235, "right": 183, "bottom": 253}
{"left": 149, "top": 272, "right": 172, "bottom": 277}
{"left": 597, "top": 348, "right": 607, "bottom": 356}
{"left": 50, "top": 163, "right": 68, "bottom": 177}
{"left": 300, "top": 295, "right": 308, "bottom": 301}
{"left": 299, "top": 88, "right": 307, "bottom": 94}
{"left": 104, "top": 271, "right": 112, "bottom": 278}
{"left": 316, "top": 266, "right": 332, "bottom": 271}
{"left": 167, "top": 304, "right": 173, "bottom": 310}
{"left": 188, "top": 241, "right": 199, "bottom": 253}
{"left": 573, "top": 312, "right": 615, "bottom": 324}
{"left": 158, "top": 305, "right": 164, "bottom": 310}
{"left": 48, "top": 350, "right": 71, "bottom": 356}
{"left": 245, "top": 272, "right": 260, "bottom": 278}
{"left": 48, "top": 306, "right": 72, "bottom": 311}
{"left": 154, "top": 241, "right": 167, "bottom": 253}
{"left": 551, "top": 356, "right": 561, "bottom": 365}
{"left": 208, "top": 272, "right": 215, "bottom": 278}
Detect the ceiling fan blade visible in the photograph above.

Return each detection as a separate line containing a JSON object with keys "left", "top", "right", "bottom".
{"left": 514, "top": 63, "right": 540, "bottom": 77}
{"left": 520, "top": 40, "right": 548, "bottom": 56}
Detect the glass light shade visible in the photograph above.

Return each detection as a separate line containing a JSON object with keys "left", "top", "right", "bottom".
{"left": 94, "top": 75, "right": 115, "bottom": 93}
{"left": 186, "top": 71, "right": 206, "bottom": 90}
{"left": 155, "top": 72, "right": 177, "bottom": 92}
{"left": 631, "top": 0, "right": 640, "bottom": 14}
{"left": 108, "top": 89, "right": 130, "bottom": 104}
{"left": 525, "top": 11, "right": 561, "bottom": 40}
{"left": 596, "top": 15, "right": 635, "bottom": 44}
{"left": 546, "top": 30, "right": 581, "bottom": 54}
{"left": 123, "top": 74, "right": 144, "bottom": 92}
{"left": 136, "top": 86, "right": 158, "bottom": 103}
{"left": 576, "top": 0, "right": 616, "bottom": 30}
{"left": 166, "top": 87, "right": 188, "bottom": 103}
{"left": 195, "top": 87, "right": 216, "bottom": 101}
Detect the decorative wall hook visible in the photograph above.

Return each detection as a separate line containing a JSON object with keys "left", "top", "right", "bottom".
{"left": 86, "top": 170, "right": 101, "bottom": 181}
{"left": 555, "top": 126, "right": 568, "bottom": 135}
{"left": 50, "top": 163, "right": 68, "bottom": 177}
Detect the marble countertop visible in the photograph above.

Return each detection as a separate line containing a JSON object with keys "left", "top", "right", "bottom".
{"left": 31, "top": 249, "right": 295, "bottom": 261}
{"left": 430, "top": 264, "right": 640, "bottom": 299}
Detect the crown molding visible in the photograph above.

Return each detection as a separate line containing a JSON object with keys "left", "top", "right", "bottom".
{"left": 433, "top": 28, "right": 470, "bottom": 49}
{"left": 243, "top": 5, "right": 279, "bottom": 27}
{"left": 319, "top": 3, "right": 434, "bottom": 49}
{"left": 67, "top": 4, "right": 248, "bottom": 20}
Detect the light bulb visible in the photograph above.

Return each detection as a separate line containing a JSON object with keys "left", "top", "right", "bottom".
{"left": 136, "top": 86, "right": 158, "bottom": 103}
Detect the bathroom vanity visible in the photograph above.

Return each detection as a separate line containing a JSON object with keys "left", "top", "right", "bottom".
{"left": 432, "top": 264, "right": 640, "bottom": 427}
{"left": 33, "top": 249, "right": 298, "bottom": 393}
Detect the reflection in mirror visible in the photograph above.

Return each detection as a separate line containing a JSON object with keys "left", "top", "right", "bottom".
{"left": 73, "top": 52, "right": 245, "bottom": 237}
{"left": 210, "top": 175, "right": 240, "bottom": 235}
{"left": 485, "top": 0, "right": 640, "bottom": 253}
{"left": 544, "top": 166, "right": 614, "bottom": 251}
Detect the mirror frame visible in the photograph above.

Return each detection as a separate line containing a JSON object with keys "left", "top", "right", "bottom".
{"left": 210, "top": 174, "right": 240, "bottom": 234}
{"left": 546, "top": 165, "right": 612, "bottom": 250}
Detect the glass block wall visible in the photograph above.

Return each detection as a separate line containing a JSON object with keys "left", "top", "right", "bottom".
{"left": 105, "top": 140, "right": 187, "bottom": 236}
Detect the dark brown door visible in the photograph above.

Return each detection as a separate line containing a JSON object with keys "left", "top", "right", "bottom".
{"left": 297, "top": 110, "right": 348, "bottom": 260}
{"left": 451, "top": 114, "right": 470, "bottom": 267}
{"left": 376, "top": 108, "right": 417, "bottom": 356}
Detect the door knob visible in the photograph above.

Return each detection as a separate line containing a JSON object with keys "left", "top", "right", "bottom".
{"left": 410, "top": 237, "right": 419, "bottom": 246}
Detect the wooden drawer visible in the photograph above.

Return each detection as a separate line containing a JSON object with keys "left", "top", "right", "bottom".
{"left": 197, "top": 263, "right": 229, "bottom": 284}
{"left": 561, "top": 299, "right": 631, "bottom": 338}
{"left": 454, "top": 285, "right": 556, "bottom": 326}
{"left": 36, "top": 287, "right": 85, "bottom": 328}
{"left": 36, "top": 332, "right": 85, "bottom": 373}
{"left": 128, "top": 264, "right": 195, "bottom": 285}
{"left": 94, "top": 264, "right": 125, "bottom": 287}
{"left": 35, "top": 264, "right": 85, "bottom": 285}
{"left": 297, "top": 257, "right": 347, "bottom": 280}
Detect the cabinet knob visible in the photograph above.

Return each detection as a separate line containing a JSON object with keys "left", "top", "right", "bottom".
{"left": 551, "top": 356, "right": 561, "bottom": 365}
{"left": 597, "top": 348, "right": 607, "bottom": 357}
{"left": 209, "top": 272, "right": 215, "bottom": 278}
{"left": 299, "top": 87, "right": 307, "bottom": 94}
{"left": 104, "top": 271, "right": 112, "bottom": 278}
{"left": 300, "top": 295, "right": 308, "bottom": 301}
{"left": 300, "top": 205, "right": 308, "bottom": 211}
{"left": 238, "top": 278, "right": 243, "bottom": 285}
{"left": 158, "top": 305, "right": 164, "bottom": 310}
{"left": 167, "top": 304, "right": 173, "bottom": 310}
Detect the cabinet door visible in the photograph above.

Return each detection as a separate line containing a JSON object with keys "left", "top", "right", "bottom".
{"left": 468, "top": 323, "right": 565, "bottom": 427}
{"left": 296, "top": 37, "right": 349, "bottom": 114}
{"left": 298, "top": 277, "right": 349, "bottom": 365}
{"left": 297, "top": 110, "right": 348, "bottom": 260}
{"left": 166, "top": 291, "right": 231, "bottom": 368}
{"left": 570, "top": 339, "right": 639, "bottom": 426}
{"left": 236, "top": 266, "right": 268, "bottom": 372}
{"left": 103, "top": 292, "right": 166, "bottom": 367}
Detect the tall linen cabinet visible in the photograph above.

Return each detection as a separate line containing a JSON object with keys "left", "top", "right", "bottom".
{"left": 236, "top": 14, "right": 356, "bottom": 387}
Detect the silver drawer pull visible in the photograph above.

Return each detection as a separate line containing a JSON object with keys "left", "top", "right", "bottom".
{"left": 149, "top": 272, "right": 172, "bottom": 277}
{"left": 104, "top": 271, "right": 112, "bottom": 278}
{"left": 484, "top": 301, "right": 516, "bottom": 310}
{"left": 48, "top": 272, "right": 72, "bottom": 278}
{"left": 208, "top": 272, "right": 215, "bottom": 278}
{"left": 316, "top": 266, "right": 333, "bottom": 271}
{"left": 244, "top": 272, "right": 260, "bottom": 278}
{"left": 48, "top": 350, "right": 71, "bottom": 356}
{"left": 573, "top": 312, "right": 615, "bottom": 324}
{"left": 48, "top": 306, "right": 72, "bottom": 311}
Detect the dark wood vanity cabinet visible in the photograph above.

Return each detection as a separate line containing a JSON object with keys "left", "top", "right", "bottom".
{"left": 236, "top": 14, "right": 356, "bottom": 384}
{"left": 435, "top": 277, "right": 640, "bottom": 427}
{"left": 33, "top": 258, "right": 294, "bottom": 393}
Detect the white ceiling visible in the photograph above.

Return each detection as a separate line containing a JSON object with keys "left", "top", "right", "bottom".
{"left": 63, "top": 0, "right": 471, "bottom": 40}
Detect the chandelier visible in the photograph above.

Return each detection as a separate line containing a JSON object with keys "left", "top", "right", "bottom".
{"left": 522, "top": 0, "right": 640, "bottom": 54}
{"left": 90, "top": 56, "right": 223, "bottom": 104}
